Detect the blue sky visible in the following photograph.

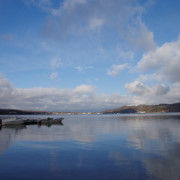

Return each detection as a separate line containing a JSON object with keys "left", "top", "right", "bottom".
{"left": 0, "top": 0, "right": 180, "bottom": 112}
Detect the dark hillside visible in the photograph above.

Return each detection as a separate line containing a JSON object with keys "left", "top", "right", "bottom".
{"left": 101, "top": 103, "right": 180, "bottom": 114}
{"left": 0, "top": 109, "right": 50, "bottom": 115}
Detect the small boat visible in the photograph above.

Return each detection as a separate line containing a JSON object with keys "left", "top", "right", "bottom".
{"left": 38, "top": 117, "right": 64, "bottom": 125}
{"left": 0, "top": 119, "right": 25, "bottom": 126}
{"left": 0, "top": 117, "right": 64, "bottom": 127}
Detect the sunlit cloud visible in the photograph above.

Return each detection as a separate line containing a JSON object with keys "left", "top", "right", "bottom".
{"left": 125, "top": 81, "right": 170, "bottom": 96}
{"left": 107, "top": 63, "right": 128, "bottom": 77}
{"left": 138, "top": 37, "right": 180, "bottom": 83}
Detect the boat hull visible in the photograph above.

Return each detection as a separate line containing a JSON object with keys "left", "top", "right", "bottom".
{"left": 38, "top": 118, "right": 64, "bottom": 125}
{"left": 0, "top": 118, "right": 64, "bottom": 127}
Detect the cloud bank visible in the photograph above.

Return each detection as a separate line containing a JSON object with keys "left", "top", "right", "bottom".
{"left": 125, "top": 81, "right": 170, "bottom": 96}
{"left": 1, "top": 73, "right": 180, "bottom": 112}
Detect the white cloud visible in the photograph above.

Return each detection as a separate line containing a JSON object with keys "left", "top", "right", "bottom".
{"left": 125, "top": 81, "right": 170, "bottom": 96}
{"left": 0, "top": 74, "right": 126, "bottom": 111}
{"left": 37, "top": 0, "right": 155, "bottom": 50}
{"left": 138, "top": 37, "right": 180, "bottom": 83}
{"left": 125, "top": 21, "right": 156, "bottom": 50}
{"left": 0, "top": 73, "right": 13, "bottom": 99}
{"left": 164, "top": 82, "right": 180, "bottom": 103}
{"left": 107, "top": 63, "right": 128, "bottom": 77}
{"left": 0, "top": 73, "right": 12, "bottom": 89}
{"left": 0, "top": 74, "right": 179, "bottom": 112}
{"left": 124, "top": 81, "right": 180, "bottom": 105}
{"left": 50, "top": 72, "right": 58, "bottom": 80}
{"left": 75, "top": 66, "right": 93, "bottom": 73}
{"left": 125, "top": 81, "right": 149, "bottom": 95}
{"left": 74, "top": 84, "right": 95, "bottom": 94}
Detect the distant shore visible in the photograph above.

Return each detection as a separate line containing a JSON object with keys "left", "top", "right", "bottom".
{"left": 0, "top": 103, "right": 180, "bottom": 115}
{"left": 0, "top": 109, "right": 98, "bottom": 115}
{"left": 101, "top": 103, "right": 180, "bottom": 114}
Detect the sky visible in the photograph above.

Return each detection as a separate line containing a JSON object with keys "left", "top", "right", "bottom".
{"left": 0, "top": 0, "right": 180, "bottom": 112}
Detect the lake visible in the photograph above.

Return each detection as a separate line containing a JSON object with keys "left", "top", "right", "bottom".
{"left": 0, "top": 113, "right": 180, "bottom": 180}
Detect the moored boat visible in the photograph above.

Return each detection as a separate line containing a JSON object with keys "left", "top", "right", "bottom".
{"left": 0, "top": 117, "right": 64, "bottom": 127}
{"left": 0, "top": 119, "right": 25, "bottom": 126}
{"left": 38, "top": 118, "right": 64, "bottom": 125}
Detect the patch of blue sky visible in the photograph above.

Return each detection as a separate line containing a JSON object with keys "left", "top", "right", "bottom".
{"left": 142, "top": 0, "right": 180, "bottom": 44}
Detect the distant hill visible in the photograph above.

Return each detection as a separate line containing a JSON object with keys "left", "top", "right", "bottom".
{"left": 0, "top": 109, "right": 95, "bottom": 115}
{"left": 101, "top": 103, "right": 180, "bottom": 114}
{"left": 0, "top": 109, "right": 53, "bottom": 115}
{"left": 1, "top": 103, "right": 180, "bottom": 115}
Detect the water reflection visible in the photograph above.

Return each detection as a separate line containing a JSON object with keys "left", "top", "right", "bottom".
{"left": 0, "top": 125, "right": 26, "bottom": 155}
{"left": 0, "top": 114, "right": 180, "bottom": 180}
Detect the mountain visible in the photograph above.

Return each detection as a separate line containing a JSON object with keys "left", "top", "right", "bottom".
{"left": 101, "top": 103, "right": 180, "bottom": 114}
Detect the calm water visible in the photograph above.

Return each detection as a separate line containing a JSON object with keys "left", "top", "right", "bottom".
{"left": 0, "top": 113, "right": 180, "bottom": 180}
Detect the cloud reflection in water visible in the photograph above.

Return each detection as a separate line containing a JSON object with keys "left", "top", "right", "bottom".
{"left": 0, "top": 114, "right": 180, "bottom": 180}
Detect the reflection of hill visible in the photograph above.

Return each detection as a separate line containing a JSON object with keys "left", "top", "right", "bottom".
{"left": 102, "top": 103, "right": 180, "bottom": 114}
